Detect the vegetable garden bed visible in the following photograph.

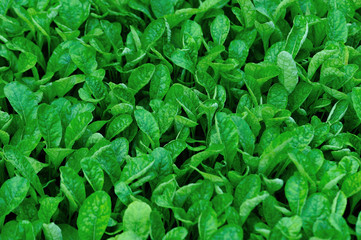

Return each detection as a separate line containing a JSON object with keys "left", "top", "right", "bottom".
{"left": 0, "top": 0, "right": 361, "bottom": 239}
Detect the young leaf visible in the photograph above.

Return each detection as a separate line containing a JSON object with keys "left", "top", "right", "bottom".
{"left": 141, "top": 19, "right": 166, "bottom": 50}
{"left": 0, "top": 176, "right": 30, "bottom": 218}
{"left": 277, "top": 51, "right": 298, "bottom": 93}
{"left": 150, "top": 64, "right": 171, "bottom": 100}
{"left": 198, "top": 207, "right": 218, "bottom": 240}
{"left": 209, "top": 112, "right": 239, "bottom": 167}
{"left": 210, "top": 15, "right": 230, "bottom": 45}
{"left": 60, "top": 166, "right": 86, "bottom": 211}
{"left": 69, "top": 41, "right": 97, "bottom": 74}
{"left": 327, "top": 9, "right": 347, "bottom": 43}
{"left": 43, "top": 223, "right": 63, "bottom": 240}
{"left": 37, "top": 104, "right": 62, "bottom": 148}
{"left": 134, "top": 108, "right": 160, "bottom": 148}
{"left": 4, "top": 145, "right": 44, "bottom": 196}
{"left": 77, "top": 191, "right": 111, "bottom": 240}
{"left": 285, "top": 15, "right": 308, "bottom": 58}
{"left": 123, "top": 201, "right": 152, "bottom": 239}
{"left": 105, "top": 114, "right": 133, "bottom": 140}
{"left": 4, "top": 82, "right": 40, "bottom": 124}
{"left": 285, "top": 173, "right": 308, "bottom": 215}
{"left": 128, "top": 64, "right": 156, "bottom": 94}
{"left": 65, "top": 112, "right": 93, "bottom": 148}
{"left": 81, "top": 157, "right": 104, "bottom": 191}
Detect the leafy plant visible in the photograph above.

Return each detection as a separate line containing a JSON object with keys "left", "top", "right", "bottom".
{"left": 1, "top": 0, "right": 361, "bottom": 239}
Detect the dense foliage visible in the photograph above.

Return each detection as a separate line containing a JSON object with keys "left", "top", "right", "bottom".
{"left": 1, "top": 0, "right": 361, "bottom": 239}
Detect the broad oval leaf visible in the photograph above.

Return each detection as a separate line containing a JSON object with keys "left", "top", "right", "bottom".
{"left": 4, "top": 145, "right": 44, "bottom": 196}
{"left": 134, "top": 108, "right": 160, "bottom": 148}
{"left": 69, "top": 41, "right": 97, "bottom": 74}
{"left": 0, "top": 176, "right": 30, "bottom": 218}
{"left": 37, "top": 104, "right": 62, "bottom": 148}
{"left": 60, "top": 166, "right": 86, "bottom": 212}
{"left": 81, "top": 157, "right": 104, "bottom": 191}
{"left": 210, "top": 225, "right": 243, "bottom": 240}
{"left": 77, "top": 191, "right": 111, "bottom": 240}
{"left": 210, "top": 14, "right": 230, "bottom": 45}
{"left": 106, "top": 114, "right": 133, "bottom": 140}
{"left": 285, "top": 173, "right": 308, "bottom": 215}
{"left": 123, "top": 201, "right": 152, "bottom": 239}
{"left": 198, "top": 207, "right": 218, "bottom": 240}
{"left": 128, "top": 64, "right": 155, "bottom": 94}
{"left": 141, "top": 19, "right": 166, "bottom": 50}
{"left": 4, "top": 81, "right": 40, "bottom": 124}
{"left": 65, "top": 111, "right": 93, "bottom": 148}
{"left": 150, "top": 64, "right": 171, "bottom": 100}
{"left": 277, "top": 51, "right": 298, "bottom": 93}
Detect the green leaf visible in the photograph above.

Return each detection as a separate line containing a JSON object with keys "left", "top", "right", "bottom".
{"left": 210, "top": 15, "right": 230, "bottom": 45}
{"left": 285, "top": 173, "right": 308, "bottom": 215}
{"left": 239, "top": 191, "right": 269, "bottom": 224}
{"left": 195, "top": 70, "right": 216, "bottom": 97}
{"left": 0, "top": 176, "right": 30, "bottom": 218}
{"left": 230, "top": 114, "right": 255, "bottom": 154}
{"left": 38, "top": 197, "right": 63, "bottom": 224}
{"left": 351, "top": 87, "right": 361, "bottom": 122}
{"left": 170, "top": 49, "right": 195, "bottom": 74}
{"left": 228, "top": 40, "right": 248, "bottom": 66}
{"left": 106, "top": 114, "right": 133, "bottom": 140}
{"left": 356, "top": 212, "right": 361, "bottom": 240}
{"left": 65, "top": 112, "right": 93, "bottom": 148}
{"left": 150, "top": 64, "right": 171, "bottom": 100}
{"left": 277, "top": 51, "right": 298, "bottom": 93}
{"left": 43, "top": 223, "right": 63, "bottom": 240}
{"left": 327, "top": 99, "right": 348, "bottom": 124}
{"left": 327, "top": 9, "right": 347, "bottom": 43}
{"left": 288, "top": 81, "right": 313, "bottom": 112}
{"left": 141, "top": 19, "right": 166, "bottom": 50}
{"left": 331, "top": 190, "right": 347, "bottom": 216}
{"left": 210, "top": 225, "right": 243, "bottom": 240}
{"left": 238, "top": 0, "right": 256, "bottom": 28}
{"left": 341, "top": 171, "right": 361, "bottom": 197}
{"left": 17, "top": 52, "right": 37, "bottom": 73}
{"left": 77, "top": 191, "right": 111, "bottom": 240}
{"left": 301, "top": 193, "right": 331, "bottom": 236}
{"left": 128, "top": 64, "right": 155, "bottom": 94}
{"left": 269, "top": 216, "right": 302, "bottom": 240}
{"left": 288, "top": 148, "right": 323, "bottom": 188}
{"left": 162, "top": 227, "right": 188, "bottom": 240}
{"left": 60, "top": 166, "right": 86, "bottom": 212}
{"left": 37, "top": 104, "right": 62, "bottom": 148}
{"left": 69, "top": 41, "right": 97, "bottom": 74}
{"left": 150, "top": 0, "right": 177, "bottom": 18}
{"left": 198, "top": 207, "right": 218, "bottom": 240}
{"left": 56, "top": 0, "right": 90, "bottom": 30}
{"left": 123, "top": 201, "right": 152, "bottom": 239}
{"left": 150, "top": 211, "right": 166, "bottom": 240}
{"left": 0, "top": 0, "right": 11, "bottom": 15}
{"left": 134, "top": 108, "right": 160, "bottom": 148}
{"left": 45, "top": 148, "right": 74, "bottom": 168}
{"left": 307, "top": 49, "right": 337, "bottom": 79}
{"left": 267, "top": 83, "right": 288, "bottom": 109}
{"left": 209, "top": 112, "right": 239, "bottom": 167}
{"left": 258, "top": 125, "right": 314, "bottom": 175}
{"left": 114, "top": 231, "right": 142, "bottom": 240}
{"left": 234, "top": 175, "right": 261, "bottom": 210}
{"left": 4, "top": 82, "right": 40, "bottom": 124}
{"left": 81, "top": 157, "right": 104, "bottom": 191}
{"left": 4, "top": 145, "right": 44, "bottom": 196}
{"left": 92, "top": 144, "right": 122, "bottom": 183}
{"left": 285, "top": 15, "right": 308, "bottom": 58}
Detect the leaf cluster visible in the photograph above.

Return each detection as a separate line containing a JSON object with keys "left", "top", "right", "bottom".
{"left": 1, "top": 0, "right": 361, "bottom": 239}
